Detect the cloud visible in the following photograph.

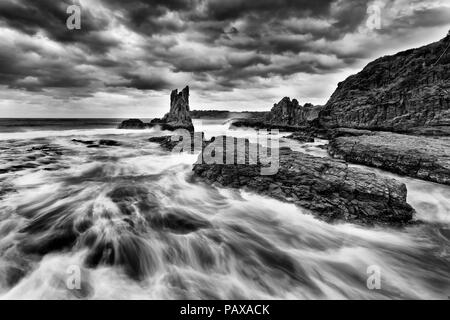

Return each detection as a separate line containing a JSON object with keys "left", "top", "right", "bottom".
{"left": 0, "top": 0, "right": 448, "bottom": 115}
{"left": 107, "top": 73, "right": 172, "bottom": 91}
{"left": 0, "top": 0, "right": 116, "bottom": 53}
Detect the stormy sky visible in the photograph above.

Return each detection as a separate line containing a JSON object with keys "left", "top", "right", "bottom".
{"left": 0, "top": 0, "right": 449, "bottom": 118}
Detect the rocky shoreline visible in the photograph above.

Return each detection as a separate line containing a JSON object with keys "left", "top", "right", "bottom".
{"left": 148, "top": 134, "right": 415, "bottom": 226}
{"left": 118, "top": 32, "right": 450, "bottom": 226}
{"left": 328, "top": 131, "right": 450, "bottom": 185}
{"left": 194, "top": 145, "right": 414, "bottom": 226}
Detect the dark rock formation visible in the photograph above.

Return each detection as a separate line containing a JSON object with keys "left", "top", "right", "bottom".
{"left": 193, "top": 138, "right": 414, "bottom": 225}
{"left": 72, "top": 139, "right": 95, "bottom": 145}
{"left": 266, "top": 97, "right": 323, "bottom": 127}
{"left": 158, "top": 86, "right": 194, "bottom": 131}
{"left": 149, "top": 132, "right": 207, "bottom": 152}
{"left": 98, "top": 140, "right": 121, "bottom": 147}
{"left": 148, "top": 136, "right": 175, "bottom": 150}
{"left": 320, "top": 32, "right": 450, "bottom": 133}
{"left": 329, "top": 132, "right": 450, "bottom": 185}
{"left": 72, "top": 139, "right": 121, "bottom": 148}
{"left": 118, "top": 86, "right": 194, "bottom": 131}
{"left": 118, "top": 119, "right": 146, "bottom": 129}
{"left": 226, "top": 98, "right": 322, "bottom": 131}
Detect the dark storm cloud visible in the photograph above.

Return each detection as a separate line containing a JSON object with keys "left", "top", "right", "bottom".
{"left": 385, "top": 6, "right": 450, "bottom": 30}
{"left": 227, "top": 54, "right": 272, "bottom": 69}
{"left": 170, "top": 52, "right": 272, "bottom": 78}
{"left": 100, "top": 0, "right": 194, "bottom": 35}
{"left": 202, "top": 0, "right": 333, "bottom": 21}
{"left": 172, "top": 57, "right": 225, "bottom": 73}
{"left": 0, "top": 0, "right": 116, "bottom": 53}
{"left": 106, "top": 72, "right": 172, "bottom": 91}
{"left": 0, "top": 43, "right": 96, "bottom": 92}
{"left": 330, "top": 0, "right": 371, "bottom": 34}
{"left": 0, "top": 0, "right": 448, "bottom": 98}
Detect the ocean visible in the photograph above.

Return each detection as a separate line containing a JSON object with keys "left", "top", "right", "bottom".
{"left": 0, "top": 118, "right": 448, "bottom": 299}
{"left": 0, "top": 118, "right": 126, "bottom": 132}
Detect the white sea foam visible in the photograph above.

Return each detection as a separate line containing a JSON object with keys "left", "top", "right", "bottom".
{"left": 0, "top": 122, "right": 448, "bottom": 299}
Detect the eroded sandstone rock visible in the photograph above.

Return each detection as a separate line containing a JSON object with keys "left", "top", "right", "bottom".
{"left": 320, "top": 32, "right": 450, "bottom": 133}
{"left": 329, "top": 132, "right": 450, "bottom": 185}
{"left": 158, "top": 86, "right": 194, "bottom": 131}
{"left": 266, "top": 97, "right": 322, "bottom": 127}
{"left": 118, "top": 87, "right": 194, "bottom": 131}
{"left": 192, "top": 138, "right": 414, "bottom": 225}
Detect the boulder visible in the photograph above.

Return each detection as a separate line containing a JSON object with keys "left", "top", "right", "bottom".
{"left": 118, "top": 119, "right": 146, "bottom": 129}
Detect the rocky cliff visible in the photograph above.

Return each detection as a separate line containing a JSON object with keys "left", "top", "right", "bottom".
{"left": 320, "top": 32, "right": 450, "bottom": 133}
{"left": 266, "top": 97, "right": 322, "bottom": 127}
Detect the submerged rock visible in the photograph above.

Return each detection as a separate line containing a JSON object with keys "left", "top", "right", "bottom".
{"left": 72, "top": 139, "right": 121, "bottom": 148}
{"left": 149, "top": 132, "right": 208, "bottom": 153}
{"left": 118, "top": 119, "right": 146, "bottom": 129}
{"left": 329, "top": 132, "right": 450, "bottom": 185}
{"left": 72, "top": 139, "right": 95, "bottom": 145}
{"left": 193, "top": 138, "right": 414, "bottom": 225}
{"left": 98, "top": 139, "right": 121, "bottom": 146}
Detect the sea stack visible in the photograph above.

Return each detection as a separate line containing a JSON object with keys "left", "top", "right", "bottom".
{"left": 159, "top": 86, "right": 194, "bottom": 131}
{"left": 118, "top": 86, "right": 195, "bottom": 131}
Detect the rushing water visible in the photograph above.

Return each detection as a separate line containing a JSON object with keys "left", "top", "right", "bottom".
{"left": 0, "top": 119, "right": 448, "bottom": 299}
